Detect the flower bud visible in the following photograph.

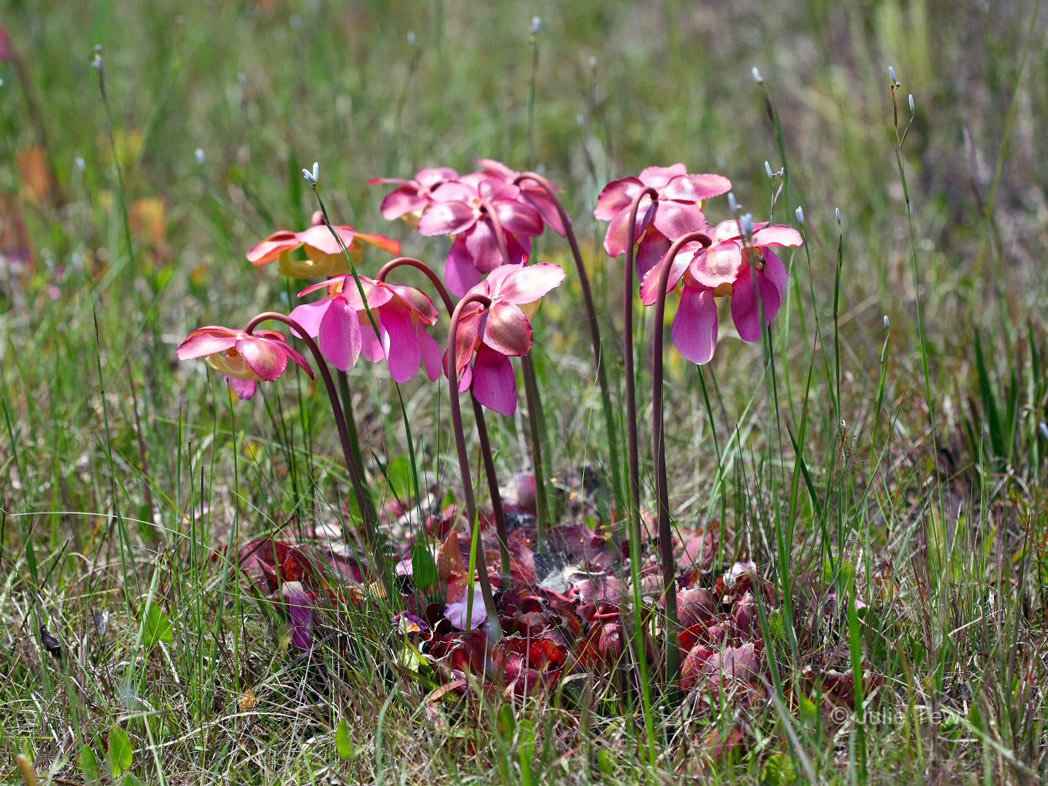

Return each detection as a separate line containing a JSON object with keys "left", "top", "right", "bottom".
{"left": 751, "top": 66, "right": 763, "bottom": 83}
{"left": 795, "top": 205, "right": 805, "bottom": 225}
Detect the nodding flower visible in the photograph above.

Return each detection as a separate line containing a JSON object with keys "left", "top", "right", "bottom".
{"left": 369, "top": 166, "right": 459, "bottom": 223}
{"left": 449, "top": 263, "right": 565, "bottom": 415}
{"left": 594, "top": 163, "right": 731, "bottom": 278}
{"left": 640, "top": 219, "right": 802, "bottom": 365}
{"left": 246, "top": 211, "right": 400, "bottom": 279}
{"left": 177, "top": 326, "right": 312, "bottom": 400}
{"left": 290, "top": 275, "right": 441, "bottom": 383}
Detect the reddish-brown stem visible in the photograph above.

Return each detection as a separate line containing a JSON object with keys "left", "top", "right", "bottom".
{"left": 513, "top": 173, "right": 625, "bottom": 517}
{"left": 483, "top": 201, "right": 551, "bottom": 545}
{"left": 448, "top": 293, "right": 502, "bottom": 638}
{"left": 377, "top": 257, "right": 511, "bottom": 578}
{"left": 651, "top": 230, "right": 712, "bottom": 694}
{"left": 243, "top": 312, "right": 387, "bottom": 583}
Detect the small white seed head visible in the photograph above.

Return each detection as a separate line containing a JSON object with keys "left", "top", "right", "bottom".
{"left": 795, "top": 205, "right": 805, "bottom": 225}
{"left": 727, "top": 192, "right": 738, "bottom": 213}
{"left": 531, "top": 16, "right": 542, "bottom": 34}
{"left": 835, "top": 207, "right": 842, "bottom": 225}
{"left": 302, "top": 161, "right": 319, "bottom": 184}
{"left": 751, "top": 66, "right": 763, "bottom": 83}
{"left": 888, "top": 65, "right": 898, "bottom": 85}
{"left": 764, "top": 160, "right": 774, "bottom": 179}
{"left": 883, "top": 314, "right": 890, "bottom": 330}
{"left": 908, "top": 93, "right": 916, "bottom": 113}
{"left": 194, "top": 147, "right": 206, "bottom": 165}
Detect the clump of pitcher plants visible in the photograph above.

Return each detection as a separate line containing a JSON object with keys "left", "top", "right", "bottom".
{"left": 178, "top": 157, "right": 802, "bottom": 705}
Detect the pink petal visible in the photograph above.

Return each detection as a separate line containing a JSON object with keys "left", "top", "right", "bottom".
{"left": 453, "top": 303, "right": 484, "bottom": 380}
{"left": 359, "top": 320, "right": 385, "bottom": 363}
{"left": 444, "top": 583, "right": 488, "bottom": 629}
{"left": 639, "top": 163, "right": 687, "bottom": 189}
{"left": 635, "top": 230, "right": 672, "bottom": 279}
{"left": 482, "top": 300, "right": 533, "bottom": 356}
{"left": 318, "top": 296, "right": 362, "bottom": 371}
{"left": 298, "top": 224, "right": 355, "bottom": 256}
{"left": 471, "top": 346, "right": 517, "bottom": 416}
{"left": 603, "top": 200, "right": 654, "bottom": 257}
{"left": 494, "top": 200, "right": 543, "bottom": 236}
{"left": 753, "top": 224, "right": 803, "bottom": 248}
{"left": 177, "top": 327, "right": 237, "bottom": 360}
{"left": 380, "top": 303, "right": 422, "bottom": 383}
{"left": 352, "top": 230, "right": 401, "bottom": 255}
{"left": 492, "top": 262, "right": 566, "bottom": 304}
{"left": 246, "top": 231, "right": 299, "bottom": 265}
{"left": 522, "top": 189, "right": 566, "bottom": 235}
{"left": 288, "top": 300, "right": 330, "bottom": 338}
{"left": 237, "top": 336, "right": 289, "bottom": 381}
{"left": 226, "top": 376, "right": 258, "bottom": 399}
{"left": 652, "top": 201, "right": 708, "bottom": 241}
{"left": 465, "top": 220, "right": 507, "bottom": 271}
{"left": 380, "top": 186, "right": 427, "bottom": 220}
{"left": 709, "top": 219, "right": 743, "bottom": 243}
{"left": 445, "top": 239, "right": 484, "bottom": 296}
{"left": 416, "top": 166, "right": 458, "bottom": 187}
{"left": 689, "top": 240, "right": 743, "bottom": 289}
{"left": 429, "top": 181, "right": 477, "bottom": 203}
{"left": 672, "top": 286, "right": 719, "bottom": 365}
{"left": 418, "top": 201, "right": 477, "bottom": 236}
{"left": 730, "top": 254, "right": 786, "bottom": 343}
{"left": 662, "top": 173, "right": 732, "bottom": 202}
{"left": 640, "top": 243, "right": 692, "bottom": 306}
{"left": 594, "top": 176, "right": 645, "bottom": 221}
{"left": 419, "top": 327, "right": 442, "bottom": 381}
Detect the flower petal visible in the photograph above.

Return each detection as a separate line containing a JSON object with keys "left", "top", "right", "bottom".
{"left": 379, "top": 186, "right": 427, "bottom": 220}
{"left": 445, "top": 239, "right": 484, "bottom": 296}
{"left": 380, "top": 303, "right": 422, "bottom": 383}
{"left": 662, "top": 173, "right": 732, "bottom": 202}
{"left": 465, "top": 220, "right": 506, "bottom": 271}
{"left": 246, "top": 231, "right": 300, "bottom": 265}
{"left": 652, "top": 200, "right": 708, "bottom": 241}
{"left": 639, "top": 163, "right": 687, "bottom": 189}
{"left": 226, "top": 376, "right": 258, "bottom": 400}
{"left": 752, "top": 224, "right": 803, "bottom": 248}
{"left": 491, "top": 262, "right": 566, "bottom": 304}
{"left": 418, "top": 200, "right": 477, "bottom": 236}
{"left": 419, "top": 326, "right": 442, "bottom": 381}
{"left": 288, "top": 300, "right": 330, "bottom": 338}
{"left": 177, "top": 327, "right": 237, "bottom": 360}
{"left": 237, "top": 335, "right": 289, "bottom": 381}
{"left": 298, "top": 224, "right": 355, "bottom": 256}
{"left": 731, "top": 256, "right": 786, "bottom": 343}
{"left": 471, "top": 346, "right": 517, "bottom": 416}
{"left": 603, "top": 199, "right": 654, "bottom": 257}
{"left": 639, "top": 242, "right": 692, "bottom": 305}
{"left": 318, "top": 296, "right": 362, "bottom": 371}
{"left": 594, "top": 176, "right": 645, "bottom": 221}
{"left": 482, "top": 300, "right": 533, "bottom": 356}
{"left": 689, "top": 240, "right": 743, "bottom": 289}
{"left": 672, "top": 286, "right": 719, "bottom": 365}
{"left": 352, "top": 230, "right": 401, "bottom": 255}
{"left": 494, "top": 199, "right": 543, "bottom": 236}
{"left": 635, "top": 230, "right": 671, "bottom": 279}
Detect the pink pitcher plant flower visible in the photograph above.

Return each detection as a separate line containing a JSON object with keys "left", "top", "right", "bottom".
{"left": 449, "top": 263, "right": 565, "bottom": 415}
{"left": 177, "top": 325, "right": 312, "bottom": 399}
{"left": 475, "top": 159, "right": 566, "bottom": 236}
{"left": 594, "top": 164, "right": 731, "bottom": 278}
{"left": 247, "top": 211, "right": 400, "bottom": 279}
{"left": 369, "top": 167, "right": 459, "bottom": 222}
{"left": 640, "top": 219, "right": 802, "bottom": 364}
{"left": 290, "top": 274, "right": 441, "bottom": 383}
{"left": 417, "top": 175, "right": 544, "bottom": 295}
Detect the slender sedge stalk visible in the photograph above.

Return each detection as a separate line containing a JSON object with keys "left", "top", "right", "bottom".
{"left": 513, "top": 173, "right": 625, "bottom": 516}
{"left": 622, "top": 185, "right": 659, "bottom": 764}
{"left": 650, "top": 230, "right": 711, "bottom": 695}
{"left": 482, "top": 200, "right": 552, "bottom": 546}
{"left": 377, "top": 257, "right": 512, "bottom": 578}
{"left": 243, "top": 312, "right": 387, "bottom": 583}
{"left": 448, "top": 293, "right": 503, "bottom": 638}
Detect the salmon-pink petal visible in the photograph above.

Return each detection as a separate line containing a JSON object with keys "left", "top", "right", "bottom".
{"left": 386, "top": 283, "right": 439, "bottom": 324}
{"left": 507, "top": 232, "right": 531, "bottom": 266}
{"left": 689, "top": 240, "right": 743, "bottom": 289}
{"left": 482, "top": 300, "right": 533, "bottom": 356}
{"left": 359, "top": 321, "right": 385, "bottom": 363}
{"left": 352, "top": 230, "right": 401, "bottom": 255}
{"left": 594, "top": 176, "right": 645, "bottom": 220}
{"left": 246, "top": 231, "right": 300, "bottom": 265}
{"left": 445, "top": 239, "right": 484, "bottom": 296}
{"left": 381, "top": 304, "right": 422, "bottom": 383}
{"left": 476, "top": 159, "right": 515, "bottom": 179}
{"left": 298, "top": 224, "right": 355, "bottom": 256}
{"left": 453, "top": 303, "right": 485, "bottom": 379}
{"left": 662, "top": 173, "right": 732, "bottom": 202}
{"left": 635, "top": 230, "right": 672, "bottom": 279}
{"left": 177, "top": 327, "right": 237, "bottom": 360}
{"left": 288, "top": 300, "right": 330, "bottom": 338}
{"left": 709, "top": 219, "right": 742, "bottom": 243}
{"left": 731, "top": 257, "right": 786, "bottom": 343}
{"left": 379, "top": 186, "right": 426, "bottom": 220}
{"left": 493, "top": 262, "right": 566, "bottom": 304}
{"left": 639, "top": 163, "right": 687, "bottom": 189}
{"left": 419, "top": 327, "right": 442, "bottom": 381}
{"left": 753, "top": 224, "right": 803, "bottom": 248}
{"left": 237, "top": 336, "right": 289, "bottom": 381}
{"left": 465, "top": 220, "right": 505, "bottom": 271}
{"left": 522, "top": 189, "right": 566, "bottom": 235}
{"left": 603, "top": 200, "right": 654, "bottom": 257}
{"left": 652, "top": 200, "right": 708, "bottom": 240}
{"left": 673, "top": 286, "right": 719, "bottom": 365}
{"left": 226, "top": 376, "right": 257, "bottom": 399}
{"left": 477, "top": 177, "right": 519, "bottom": 203}
{"left": 430, "top": 181, "right": 477, "bottom": 203}
{"left": 318, "top": 296, "right": 362, "bottom": 371}
{"left": 282, "top": 343, "right": 314, "bottom": 378}
{"left": 494, "top": 200, "right": 543, "bottom": 236}
{"left": 472, "top": 346, "right": 517, "bottom": 416}
{"left": 417, "top": 166, "right": 459, "bottom": 187}
{"left": 418, "top": 201, "right": 477, "bottom": 236}
{"left": 640, "top": 243, "right": 692, "bottom": 305}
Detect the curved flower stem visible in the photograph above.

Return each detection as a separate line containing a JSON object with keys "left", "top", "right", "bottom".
{"left": 514, "top": 173, "right": 624, "bottom": 517}
{"left": 483, "top": 202, "right": 552, "bottom": 548}
{"left": 243, "top": 312, "right": 387, "bottom": 583}
{"left": 377, "top": 257, "right": 511, "bottom": 579}
{"left": 622, "top": 185, "right": 658, "bottom": 765}
{"left": 651, "top": 230, "right": 712, "bottom": 696}
{"left": 519, "top": 354, "right": 549, "bottom": 543}
{"left": 448, "top": 293, "right": 503, "bottom": 638}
